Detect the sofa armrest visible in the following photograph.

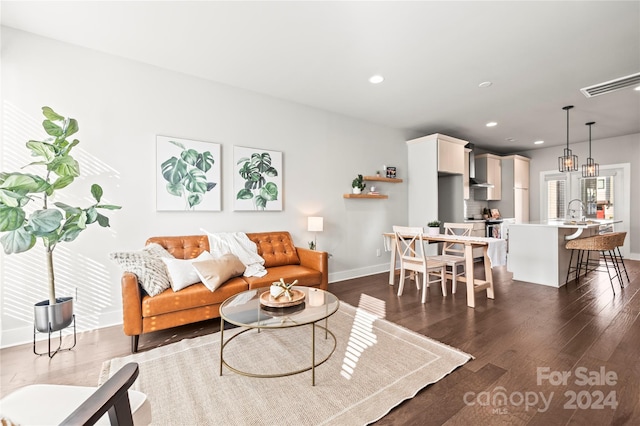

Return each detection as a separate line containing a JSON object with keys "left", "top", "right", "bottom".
{"left": 121, "top": 272, "right": 143, "bottom": 336}
{"left": 296, "top": 247, "right": 328, "bottom": 290}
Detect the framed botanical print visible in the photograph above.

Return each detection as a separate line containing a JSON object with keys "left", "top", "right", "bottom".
{"left": 233, "top": 146, "right": 283, "bottom": 211}
{"left": 156, "top": 136, "right": 221, "bottom": 211}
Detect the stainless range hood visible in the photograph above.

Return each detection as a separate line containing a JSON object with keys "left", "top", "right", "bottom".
{"left": 466, "top": 143, "right": 494, "bottom": 188}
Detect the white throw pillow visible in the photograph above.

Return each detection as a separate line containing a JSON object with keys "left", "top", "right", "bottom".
{"left": 192, "top": 254, "right": 246, "bottom": 292}
{"left": 161, "top": 251, "right": 215, "bottom": 291}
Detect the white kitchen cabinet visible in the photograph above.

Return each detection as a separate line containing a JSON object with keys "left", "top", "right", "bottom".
{"left": 463, "top": 148, "right": 471, "bottom": 200}
{"left": 437, "top": 135, "right": 466, "bottom": 175}
{"left": 492, "top": 155, "right": 530, "bottom": 223}
{"left": 474, "top": 153, "right": 502, "bottom": 200}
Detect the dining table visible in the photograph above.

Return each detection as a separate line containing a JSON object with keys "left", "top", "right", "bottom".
{"left": 383, "top": 232, "right": 507, "bottom": 308}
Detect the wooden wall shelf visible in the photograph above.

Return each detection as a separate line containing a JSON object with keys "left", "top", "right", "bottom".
{"left": 343, "top": 194, "right": 389, "bottom": 199}
{"left": 363, "top": 176, "right": 403, "bottom": 183}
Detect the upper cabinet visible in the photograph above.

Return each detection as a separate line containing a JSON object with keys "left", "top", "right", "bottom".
{"left": 463, "top": 147, "right": 471, "bottom": 200}
{"left": 492, "top": 155, "right": 530, "bottom": 222}
{"left": 474, "top": 153, "right": 502, "bottom": 200}
{"left": 436, "top": 135, "right": 467, "bottom": 175}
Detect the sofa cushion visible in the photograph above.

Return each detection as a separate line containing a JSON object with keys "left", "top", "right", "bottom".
{"left": 246, "top": 232, "right": 300, "bottom": 268}
{"left": 193, "top": 254, "right": 246, "bottom": 292}
{"left": 141, "top": 277, "right": 249, "bottom": 317}
{"left": 110, "top": 243, "right": 174, "bottom": 296}
{"left": 242, "top": 265, "right": 322, "bottom": 290}
{"left": 161, "top": 251, "right": 215, "bottom": 292}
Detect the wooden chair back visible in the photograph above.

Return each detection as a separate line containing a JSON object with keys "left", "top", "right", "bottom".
{"left": 393, "top": 226, "right": 427, "bottom": 273}
{"left": 442, "top": 222, "right": 474, "bottom": 257}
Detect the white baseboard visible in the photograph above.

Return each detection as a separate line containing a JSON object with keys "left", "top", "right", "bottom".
{"left": 329, "top": 263, "right": 390, "bottom": 283}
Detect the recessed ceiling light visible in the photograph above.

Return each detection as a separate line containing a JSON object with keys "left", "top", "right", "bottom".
{"left": 486, "top": 122, "right": 498, "bottom": 127}
{"left": 505, "top": 137, "right": 516, "bottom": 142}
{"left": 478, "top": 81, "right": 492, "bottom": 88}
{"left": 369, "top": 75, "right": 384, "bottom": 84}
{"left": 534, "top": 140, "right": 545, "bottom": 145}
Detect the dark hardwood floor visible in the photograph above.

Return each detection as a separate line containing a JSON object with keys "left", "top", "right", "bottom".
{"left": 2, "top": 260, "right": 638, "bottom": 425}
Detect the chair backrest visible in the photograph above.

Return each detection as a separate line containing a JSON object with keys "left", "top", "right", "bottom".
{"left": 393, "top": 226, "right": 427, "bottom": 271}
{"left": 60, "top": 363, "right": 139, "bottom": 426}
{"left": 442, "top": 222, "right": 474, "bottom": 257}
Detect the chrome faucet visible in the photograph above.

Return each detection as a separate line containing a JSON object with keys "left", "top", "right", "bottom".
{"left": 567, "top": 199, "right": 586, "bottom": 221}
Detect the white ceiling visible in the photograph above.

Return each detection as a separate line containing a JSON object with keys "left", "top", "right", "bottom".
{"left": 2, "top": 1, "right": 639, "bottom": 153}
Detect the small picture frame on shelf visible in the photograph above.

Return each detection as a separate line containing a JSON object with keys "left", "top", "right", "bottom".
{"left": 386, "top": 166, "right": 397, "bottom": 179}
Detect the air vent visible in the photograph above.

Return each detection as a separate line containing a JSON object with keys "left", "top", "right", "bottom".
{"left": 580, "top": 72, "right": 640, "bottom": 97}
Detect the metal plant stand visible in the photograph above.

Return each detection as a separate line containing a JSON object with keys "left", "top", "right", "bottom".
{"left": 33, "top": 314, "right": 77, "bottom": 358}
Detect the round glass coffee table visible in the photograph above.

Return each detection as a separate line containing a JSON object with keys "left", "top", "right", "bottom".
{"left": 219, "top": 286, "right": 339, "bottom": 386}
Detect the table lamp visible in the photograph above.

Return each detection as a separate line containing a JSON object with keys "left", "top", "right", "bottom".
{"left": 307, "top": 216, "right": 323, "bottom": 250}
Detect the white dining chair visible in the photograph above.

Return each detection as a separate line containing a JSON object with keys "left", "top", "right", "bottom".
{"left": 393, "top": 226, "right": 446, "bottom": 303}
{"left": 429, "top": 222, "right": 474, "bottom": 294}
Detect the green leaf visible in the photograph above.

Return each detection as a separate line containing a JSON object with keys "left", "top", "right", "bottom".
{"left": 77, "top": 211, "right": 87, "bottom": 229}
{"left": 0, "top": 173, "right": 49, "bottom": 194}
{"left": 95, "top": 204, "right": 122, "bottom": 210}
{"left": 43, "top": 120, "right": 63, "bottom": 137}
{"left": 42, "top": 106, "right": 64, "bottom": 121}
{"left": 161, "top": 157, "right": 187, "bottom": 185}
{"left": 62, "top": 139, "right": 80, "bottom": 156}
{"left": 96, "top": 213, "right": 110, "bottom": 227}
{"left": 250, "top": 153, "right": 272, "bottom": 173}
{"left": 166, "top": 182, "right": 183, "bottom": 197}
{"left": 59, "top": 226, "right": 82, "bottom": 242}
{"left": 195, "top": 151, "right": 214, "bottom": 172}
{"left": 0, "top": 206, "right": 25, "bottom": 231}
{"left": 0, "top": 189, "right": 25, "bottom": 207}
{"left": 255, "top": 195, "right": 267, "bottom": 209}
{"left": 51, "top": 175, "right": 74, "bottom": 190}
{"left": 91, "top": 184, "right": 103, "bottom": 202}
{"left": 180, "top": 149, "right": 199, "bottom": 166}
{"left": 260, "top": 182, "right": 278, "bottom": 201}
{"left": 245, "top": 176, "right": 265, "bottom": 190}
{"left": 53, "top": 202, "right": 82, "bottom": 215}
{"left": 187, "top": 193, "right": 203, "bottom": 208}
{"left": 236, "top": 189, "right": 253, "bottom": 200}
{"left": 26, "top": 141, "right": 56, "bottom": 162}
{"left": 0, "top": 227, "right": 36, "bottom": 254}
{"left": 168, "top": 140, "right": 186, "bottom": 150}
{"left": 236, "top": 157, "right": 249, "bottom": 165}
{"left": 85, "top": 207, "right": 98, "bottom": 224}
{"left": 183, "top": 168, "right": 207, "bottom": 194}
{"left": 64, "top": 118, "right": 79, "bottom": 138}
{"left": 206, "top": 182, "right": 217, "bottom": 192}
{"left": 48, "top": 155, "right": 80, "bottom": 178}
{"left": 28, "top": 209, "right": 63, "bottom": 235}
{"left": 264, "top": 166, "right": 278, "bottom": 177}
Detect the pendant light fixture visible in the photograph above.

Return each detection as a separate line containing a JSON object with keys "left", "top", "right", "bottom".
{"left": 582, "top": 121, "right": 599, "bottom": 177}
{"left": 558, "top": 105, "right": 578, "bottom": 172}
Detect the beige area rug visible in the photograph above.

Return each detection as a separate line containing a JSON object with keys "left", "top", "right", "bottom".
{"left": 100, "top": 301, "right": 472, "bottom": 425}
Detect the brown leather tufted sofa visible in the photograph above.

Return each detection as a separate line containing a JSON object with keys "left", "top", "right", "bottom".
{"left": 121, "top": 231, "right": 328, "bottom": 352}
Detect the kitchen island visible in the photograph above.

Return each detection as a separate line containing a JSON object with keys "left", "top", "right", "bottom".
{"left": 507, "top": 220, "right": 618, "bottom": 287}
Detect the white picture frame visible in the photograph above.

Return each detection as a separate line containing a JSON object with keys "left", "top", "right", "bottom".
{"left": 233, "top": 146, "right": 283, "bottom": 211}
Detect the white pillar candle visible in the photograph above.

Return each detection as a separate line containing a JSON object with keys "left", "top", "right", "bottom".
{"left": 308, "top": 288, "right": 325, "bottom": 307}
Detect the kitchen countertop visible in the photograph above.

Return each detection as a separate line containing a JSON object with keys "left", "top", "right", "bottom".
{"left": 513, "top": 219, "right": 619, "bottom": 229}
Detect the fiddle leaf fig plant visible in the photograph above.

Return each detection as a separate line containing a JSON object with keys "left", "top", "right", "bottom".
{"left": 0, "top": 106, "right": 121, "bottom": 305}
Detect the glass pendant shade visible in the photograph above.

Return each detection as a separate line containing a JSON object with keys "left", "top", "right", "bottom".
{"left": 558, "top": 106, "right": 578, "bottom": 172}
{"left": 582, "top": 121, "right": 599, "bottom": 177}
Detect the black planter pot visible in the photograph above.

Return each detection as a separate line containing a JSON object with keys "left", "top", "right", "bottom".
{"left": 34, "top": 297, "right": 74, "bottom": 332}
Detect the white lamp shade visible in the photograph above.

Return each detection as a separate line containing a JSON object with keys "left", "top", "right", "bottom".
{"left": 307, "top": 216, "right": 324, "bottom": 232}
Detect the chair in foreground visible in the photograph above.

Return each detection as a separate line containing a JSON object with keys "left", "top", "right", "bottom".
{"left": 0, "top": 363, "right": 149, "bottom": 426}
{"left": 393, "top": 226, "right": 446, "bottom": 303}
{"left": 429, "top": 222, "right": 474, "bottom": 294}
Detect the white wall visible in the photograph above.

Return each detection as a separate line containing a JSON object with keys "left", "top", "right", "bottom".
{"left": 519, "top": 133, "right": 640, "bottom": 258}
{"left": 0, "top": 27, "right": 409, "bottom": 347}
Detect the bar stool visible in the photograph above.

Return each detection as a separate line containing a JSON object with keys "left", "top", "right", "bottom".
{"left": 565, "top": 232, "right": 626, "bottom": 294}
